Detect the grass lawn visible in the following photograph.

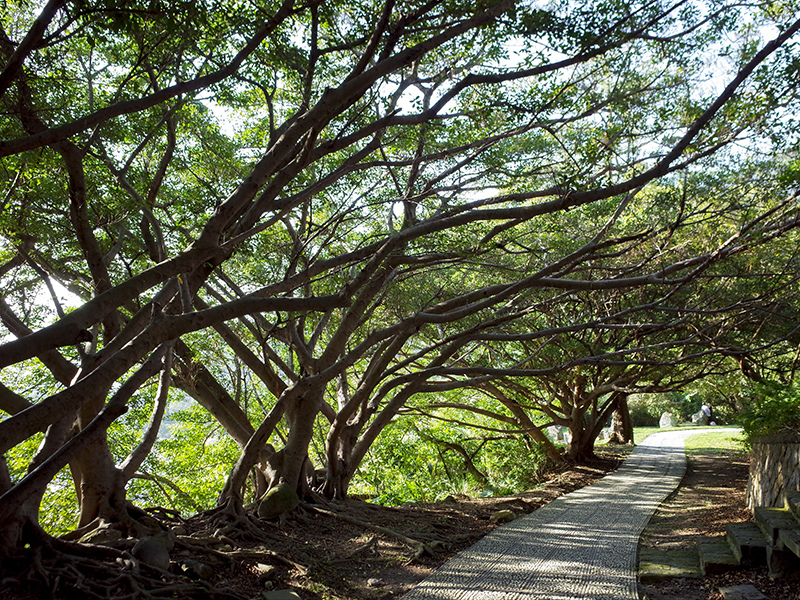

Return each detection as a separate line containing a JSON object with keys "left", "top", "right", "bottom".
{"left": 683, "top": 428, "right": 746, "bottom": 456}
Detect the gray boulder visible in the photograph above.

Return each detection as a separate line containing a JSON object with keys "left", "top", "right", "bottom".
{"left": 132, "top": 534, "right": 171, "bottom": 570}
{"left": 659, "top": 412, "right": 678, "bottom": 428}
{"left": 181, "top": 559, "right": 214, "bottom": 580}
{"left": 80, "top": 525, "right": 122, "bottom": 545}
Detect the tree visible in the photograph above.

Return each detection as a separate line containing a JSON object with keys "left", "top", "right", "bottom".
{"left": 1, "top": 1, "right": 800, "bottom": 585}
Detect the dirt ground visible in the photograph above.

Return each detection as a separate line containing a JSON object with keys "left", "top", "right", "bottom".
{"left": 3, "top": 442, "right": 799, "bottom": 599}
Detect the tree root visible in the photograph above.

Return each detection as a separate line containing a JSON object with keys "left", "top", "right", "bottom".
{"left": 185, "top": 498, "right": 282, "bottom": 545}
{"left": 144, "top": 505, "right": 187, "bottom": 524}
{"left": 0, "top": 534, "right": 251, "bottom": 600}
{"left": 324, "top": 536, "right": 378, "bottom": 565}
{"left": 300, "top": 501, "right": 449, "bottom": 560}
{"left": 2, "top": 499, "right": 341, "bottom": 599}
{"left": 174, "top": 535, "right": 308, "bottom": 575}
{"left": 222, "top": 548, "right": 309, "bottom": 575}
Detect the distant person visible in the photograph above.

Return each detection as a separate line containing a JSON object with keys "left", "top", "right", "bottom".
{"left": 701, "top": 401, "right": 716, "bottom": 426}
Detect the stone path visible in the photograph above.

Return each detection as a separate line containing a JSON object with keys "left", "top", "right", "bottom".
{"left": 402, "top": 429, "right": 716, "bottom": 600}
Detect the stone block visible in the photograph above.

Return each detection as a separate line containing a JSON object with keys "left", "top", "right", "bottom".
{"left": 785, "top": 491, "right": 800, "bottom": 521}
{"left": 638, "top": 547, "right": 701, "bottom": 582}
{"left": 718, "top": 584, "right": 766, "bottom": 600}
{"left": 754, "top": 506, "right": 797, "bottom": 542}
{"left": 725, "top": 522, "right": 768, "bottom": 565}
{"left": 698, "top": 536, "right": 739, "bottom": 575}
{"left": 779, "top": 528, "right": 800, "bottom": 558}
{"left": 767, "top": 544, "right": 800, "bottom": 579}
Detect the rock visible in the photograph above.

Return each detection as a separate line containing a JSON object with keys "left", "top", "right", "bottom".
{"left": 546, "top": 425, "right": 564, "bottom": 442}
{"left": 263, "top": 590, "right": 302, "bottom": 600}
{"left": 80, "top": 526, "right": 122, "bottom": 545}
{"left": 132, "top": 535, "right": 171, "bottom": 570}
{"left": 137, "top": 514, "right": 163, "bottom": 531}
{"left": 159, "top": 529, "right": 176, "bottom": 551}
{"left": 257, "top": 483, "right": 300, "bottom": 519}
{"left": 659, "top": 412, "right": 678, "bottom": 428}
{"left": 718, "top": 584, "right": 767, "bottom": 599}
{"left": 181, "top": 559, "right": 214, "bottom": 580}
{"left": 254, "top": 562, "right": 278, "bottom": 583}
{"left": 490, "top": 510, "right": 518, "bottom": 524}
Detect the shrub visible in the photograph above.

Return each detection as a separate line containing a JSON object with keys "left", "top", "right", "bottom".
{"left": 739, "top": 380, "right": 800, "bottom": 444}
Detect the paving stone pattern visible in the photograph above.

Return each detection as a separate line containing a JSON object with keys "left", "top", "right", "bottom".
{"left": 402, "top": 429, "right": 715, "bottom": 600}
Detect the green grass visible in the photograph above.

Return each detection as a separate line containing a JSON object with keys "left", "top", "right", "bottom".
{"left": 684, "top": 428, "right": 746, "bottom": 456}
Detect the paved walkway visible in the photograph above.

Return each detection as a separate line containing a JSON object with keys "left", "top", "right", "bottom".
{"left": 402, "top": 429, "right": 717, "bottom": 600}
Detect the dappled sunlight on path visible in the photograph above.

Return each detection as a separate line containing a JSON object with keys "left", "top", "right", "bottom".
{"left": 401, "top": 429, "right": 719, "bottom": 600}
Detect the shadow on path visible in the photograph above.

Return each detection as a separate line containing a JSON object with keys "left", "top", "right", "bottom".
{"left": 401, "top": 429, "right": 720, "bottom": 600}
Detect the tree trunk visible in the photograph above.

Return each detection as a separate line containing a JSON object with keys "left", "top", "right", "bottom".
{"left": 278, "top": 391, "right": 322, "bottom": 492}
{"left": 0, "top": 454, "right": 10, "bottom": 495}
{"left": 565, "top": 424, "right": 597, "bottom": 463}
{"left": 70, "top": 377, "right": 128, "bottom": 528}
{"left": 72, "top": 439, "right": 127, "bottom": 527}
{"left": 608, "top": 395, "right": 634, "bottom": 445}
{"left": 482, "top": 383, "right": 565, "bottom": 466}
{"left": 322, "top": 427, "right": 357, "bottom": 500}
{"left": 443, "top": 441, "right": 489, "bottom": 486}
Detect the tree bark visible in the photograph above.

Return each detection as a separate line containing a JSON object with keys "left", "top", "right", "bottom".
{"left": 279, "top": 388, "right": 324, "bottom": 492}
{"left": 322, "top": 427, "right": 357, "bottom": 500}
{"left": 608, "top": 395, "right": 634, "bottom": 444}
{"left": 565, "top": 423, "right": 597, "bottom": 463}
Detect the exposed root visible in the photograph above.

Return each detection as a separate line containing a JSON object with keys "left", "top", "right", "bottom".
{"left": 173, "top": 533, "right": 307, "bottom": 575}
{"left": 144, "top": 506, "right": 187, "bottom": 524}
{"left": 324, "top": 536, "right": 378, "bottom": 565}
{"left": 301, "top": 501, "right": 448, "bottom": 560}
{"left": 221, "top": 549, "right": 308, "bottom": 575}
{"left": 0, "top": 532, "right": 250, "bottom": 600}
{"left": 183, "top": 499, "right": 283, "bottom": 547}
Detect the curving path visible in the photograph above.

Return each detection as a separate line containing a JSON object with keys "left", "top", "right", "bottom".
{"left": 402, "top": 429, "right": 718, "bottom": 600}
